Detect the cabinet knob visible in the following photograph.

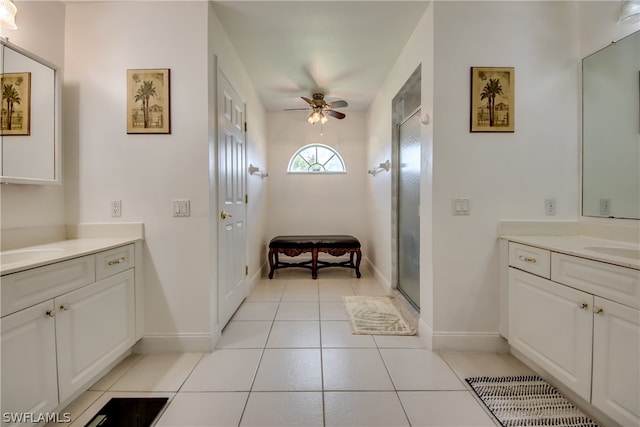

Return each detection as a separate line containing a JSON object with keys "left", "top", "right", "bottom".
{"left": 518, "top": 255, "right": 537, "bottom": 264}
{"left": 578, "top": 302, "right": 589, "bottom": 309}
{"left": 593, "top": 306, "right": 604, "bottom": 315}
{"left": 60, "top": 302, "right": 70, "bottom": 311}
{"left": 46, "top": 309, "right": 56, "bottom": 318}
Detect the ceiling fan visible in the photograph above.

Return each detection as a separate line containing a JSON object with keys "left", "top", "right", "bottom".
{"left": 285, "top": 93, "right": 348, "bottom": 124}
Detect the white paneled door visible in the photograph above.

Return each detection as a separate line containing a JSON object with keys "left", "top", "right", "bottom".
{"left": 218, "top": 70, "right": 247, "bottom": 328}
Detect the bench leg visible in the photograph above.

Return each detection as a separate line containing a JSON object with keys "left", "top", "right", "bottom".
{"left": 268, "top": 249, "right": 275, "bottom": 279}
{"left": 354, "top": 249, "right": 362, "bottom": 278}
{"left": 312, "top": 248, "right": 318, "bottom": 279}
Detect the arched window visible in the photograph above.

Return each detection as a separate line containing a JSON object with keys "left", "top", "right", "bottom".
{"left": 287, "top": 143, "right": 346, "bottom": 173}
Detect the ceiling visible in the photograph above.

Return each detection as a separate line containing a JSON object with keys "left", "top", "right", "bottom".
{"left": 211, "top": 1, "right": 429, "bottom": 113}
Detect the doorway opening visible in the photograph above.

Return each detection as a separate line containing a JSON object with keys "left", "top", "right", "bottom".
{"left": 392, "top": 65, "right": 421, "bottom": 311}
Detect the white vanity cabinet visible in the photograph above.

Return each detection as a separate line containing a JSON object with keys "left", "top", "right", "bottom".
{"left": 1, "top": 244, "right": 138, "bottom": 426}
{"left": 1, "top": 300, "right": 59, "bottom": 422}
{"left": 55, "top": 269, "right": 135, "bottom": 402}
{"left": 507, "top": 242, "right": 640, "bottom": 427}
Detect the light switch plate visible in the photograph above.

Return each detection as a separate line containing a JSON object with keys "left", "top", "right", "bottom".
{"left": 452, "top": 198, "right": 470, "bottom": 215}
{"left": 173, "top": 199, "right": 191, "bottom": 217}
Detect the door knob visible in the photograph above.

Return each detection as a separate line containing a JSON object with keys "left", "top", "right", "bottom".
{"left": 221, "top": 210, "right": 233, "bottom": 219}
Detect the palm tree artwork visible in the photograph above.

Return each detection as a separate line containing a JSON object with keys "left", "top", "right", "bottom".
{"left": 480, "top": 78, "right": 503, "bottom": 127}
{"left": 134, "top": 80, "right": 157, "bottom": 129}
{"left": 471, "top": 67, "right": 514, "bottom": 132}
{"left": 2, "top": 82, "right": 21, "bottom": 130}
{"left": 1, "top": 72, "right": 29, "bottom": 135}
{"left": 127, "top": 69, "right": 170, "bottom": 134}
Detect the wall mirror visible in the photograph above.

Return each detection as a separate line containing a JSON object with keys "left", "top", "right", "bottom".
{"left": 582, "top": 30, "right": 639, "bottom": 219}
{"left": 0, "top": 39, "right": 60, "bottom": 184}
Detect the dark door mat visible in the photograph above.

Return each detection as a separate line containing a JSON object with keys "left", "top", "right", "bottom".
{"left": 84, "top": 397, "right": 169, "bottom": 427}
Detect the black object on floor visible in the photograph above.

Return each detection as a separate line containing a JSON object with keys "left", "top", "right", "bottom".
{"left": 84, "top": 397, "right": 169, "bottom": 427}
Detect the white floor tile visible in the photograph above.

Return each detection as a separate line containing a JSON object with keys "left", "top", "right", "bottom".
{"left": 240, "top": 392, "right": 323, "bottom": 426}
{"left": 322, "top": 348, "right": 394, "bottom": 391}
{"left": 319, "top": 283, "right": 355, "bottom": 301}
{"left": 266, "top": 321, "right": 320, "bottom": 348}
{"left": 66, "top": 391, "right": 175, "bottom": 427}
{"left": 380, "top": 349, "right": 465, "bottom": 390}
{"left": 275, "top": 302, "right": 319, "bottom": 320}
{"left": 110, "top": 353, "right": 202, "bottom": 392}
{"left": 231, "top": 302, "right": 279, "bottom": 321}
{"left": 155, "top": 392, "right": 249, "bottom": 427}
{"left": 246, "top": 287, "right": 284, "bottom": 302}
{"left": 324, "top": 391, "right": 410, "bottom": 427}
{"left": 216, "top": 321, "right": 272, "bottom": 349}
{"left": 321, "top": 321, "right": 376, "bottom": 348}
{"left": 252, "top": 349, "right": 322, "bottom": 391}
{"left": 280, "top": 286, "right": 319, "bottom": 302}
{"left": 89, "top": 353, "right": 144, "bottom": 391}
{"left": 44, "top": 390, "right": 103, "bottom": 427}
{"left": 440, "top": 352, "right": 535, "bottom": 381}
{"left": 181, "top": 349, "right": 263, "bottom": 391}
{"left": 320, "top": 301, "right": 349, "bottom": 320}
{"left": 373, "top": 334, "right": 425, "bottom": 348}
{"left": 398, "top": 391, "right": 496, "bottom": 426}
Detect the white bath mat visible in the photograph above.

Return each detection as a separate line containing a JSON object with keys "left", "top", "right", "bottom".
{"left": 342, "top": 296, "right": 416, "bottom": 335}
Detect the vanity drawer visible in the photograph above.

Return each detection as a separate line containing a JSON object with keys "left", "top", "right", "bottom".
{"left": 509, "top": 242, "right": 551, "bottom": 278}
{"left": 1, "top": 255, "right": 95, "bottom": 317}
{"left": 552, "top": 253, "right": 640, "bottom": 309}
{"left": 95, "top": 244, "right": 134, "bottom": 281}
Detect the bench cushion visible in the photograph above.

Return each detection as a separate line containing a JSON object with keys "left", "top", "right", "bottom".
{"left": 269, "top": 235, "right": 360, "bottom": 249}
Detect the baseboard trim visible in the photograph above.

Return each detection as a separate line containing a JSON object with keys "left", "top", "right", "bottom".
{"left": 134, "top": 333, "right": 216, "bottom": 353}
{"left": 365, "top": 257, "right": 392, "bottom": 293}
{"left": 418, "top": 320, "right": 509, "bottom": 352}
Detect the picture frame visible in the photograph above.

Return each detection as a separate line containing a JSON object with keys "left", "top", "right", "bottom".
{"left": 1, "top": 72, "right": 31, "bottom": 136}
{"left": 127, "top": 68, "right": 170, "bottom": 134}
{"left": 470, "top": 67, "right": 514, "bottom": 132}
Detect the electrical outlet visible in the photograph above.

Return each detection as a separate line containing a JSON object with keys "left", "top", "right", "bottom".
{"left": 600, "top": 198, "right": 611, "bottom": 216}
{"left": 111, "top": 200, "right": 122, "bottom": 217}
{"left": 544, "top": 198, "right": 556, "bottom": 216}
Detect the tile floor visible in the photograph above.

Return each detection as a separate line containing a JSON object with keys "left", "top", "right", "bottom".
{"left": 51, "top": 269, "right": 536, "bottom": 427}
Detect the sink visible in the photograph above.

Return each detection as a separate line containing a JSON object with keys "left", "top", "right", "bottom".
{"left": 0, "top": 247, "right": 66, "bottom": 266}
{"left": 584, "top": 246, "right": 640, "bottom": 260}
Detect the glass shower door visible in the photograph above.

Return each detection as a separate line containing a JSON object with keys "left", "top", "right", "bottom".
{"left": 397, "top": 108, "right": 421, "bottom": 309}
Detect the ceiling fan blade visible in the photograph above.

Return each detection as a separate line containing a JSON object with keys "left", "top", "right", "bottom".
{"left": 284, "top": 108, "right": 311, "bottom": 111}
{"left": 326, "top": 110, "right": 346, "bottom": 119}
{"left": 301, "top": 96, "right": 315, "bottom": 106}
{"left": 328, "top": 100, "right": 348, "bottom": 109}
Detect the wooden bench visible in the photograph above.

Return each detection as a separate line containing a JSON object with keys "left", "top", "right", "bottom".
{"left": 268, "top": 235, "right": 362, "bottom": 279}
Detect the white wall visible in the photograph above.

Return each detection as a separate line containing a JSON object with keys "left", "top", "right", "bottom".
{"left": 266, "top": 111, "right": 368, "bottom": 250}
{"left": 64, "top": 1, "right": 267, "bottom": 351}
{"left": 368, "top": 1, "right": 585, "bottom": 350}
{"left": 366, "top": 3, "right": 434, "bottom": 325}
{"left": 0, "top": 1, "right": 66, "bottom": 248}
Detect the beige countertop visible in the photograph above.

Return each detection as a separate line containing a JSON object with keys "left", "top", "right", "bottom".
{"left": 0, "top": 237, "right": 141, "bottom": 275}
{"left": 500, "top": 234, "right": 640, "bottom": 270}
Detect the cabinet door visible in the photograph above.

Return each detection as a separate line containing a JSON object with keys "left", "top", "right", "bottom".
{"left": 592, "top": 297, "right": 640, "bottom": 426}
{"left": 1, "top": 300, "right": 58, "bottom": 426}
{"left": 508, "top": 268, "right": 593, "bottom": 401}
{"left": 55, "top": 269, "right": 135, "bottom": 403}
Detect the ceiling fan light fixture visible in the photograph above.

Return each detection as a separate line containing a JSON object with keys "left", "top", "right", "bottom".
{"left": 307, "top": 109, "right": 325, "bottom": 125}
{"left": 619, "top": 0, "right": 640, "bottom": 23}
{"left": 0, "top": 0, "right": 17, "bottom": 30}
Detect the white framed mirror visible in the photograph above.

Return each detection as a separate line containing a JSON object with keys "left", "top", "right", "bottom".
{"left": 0, "top": 38, "right": 60, "bottom": 184}
{"left": 582, "top": 30, "right": 639, "bottom": 219}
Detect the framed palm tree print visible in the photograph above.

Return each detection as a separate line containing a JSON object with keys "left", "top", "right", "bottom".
{"left": 470, "top": 67, "right": 514, "bottom": 132}
{"left": 1, "top": 72, "right": 31, "bottom": 136}
{"left": 127, "top": 68, "right": 170, "bottom": 134}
